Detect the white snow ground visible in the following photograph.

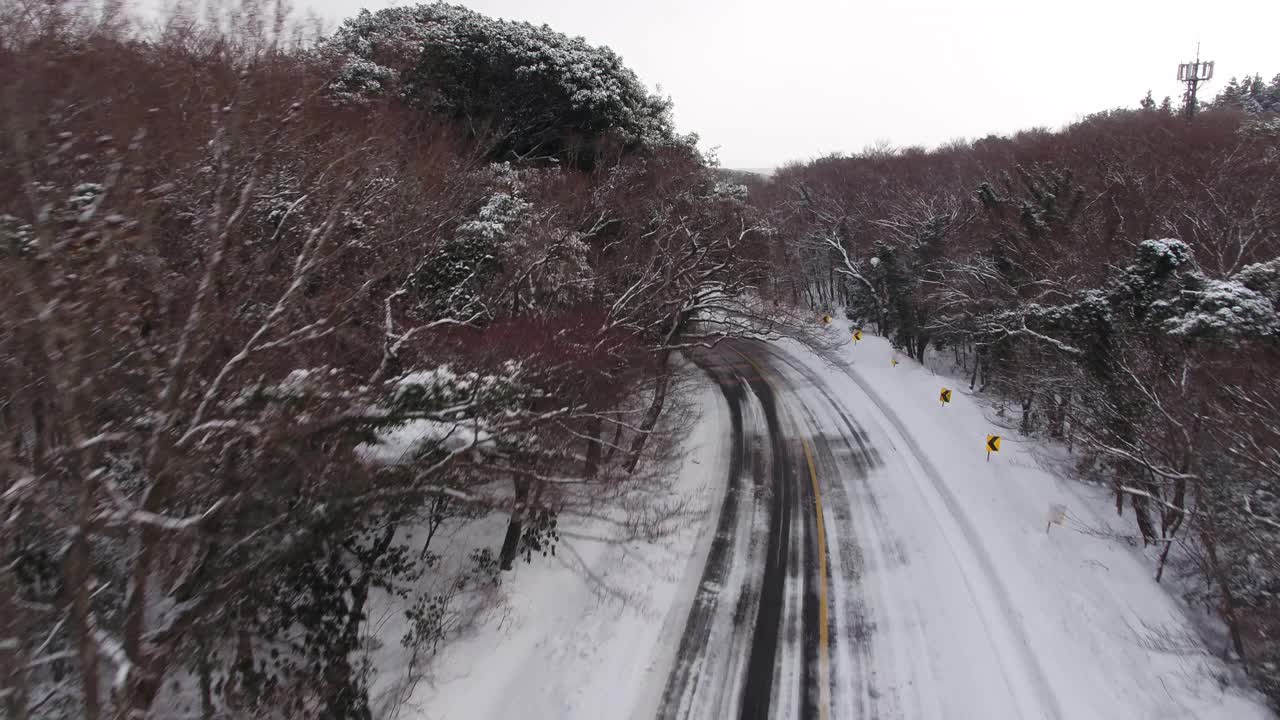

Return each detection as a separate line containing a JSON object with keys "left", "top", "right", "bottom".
{"left": 394, "top": 373, "right": 734, "bottom": 720}
{"left": 396, "top": 323, "right": 1274, "bottom": 720}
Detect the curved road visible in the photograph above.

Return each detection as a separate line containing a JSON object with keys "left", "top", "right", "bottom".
{"left": 657, "top": 339, "right": 1063, "bottom": 720}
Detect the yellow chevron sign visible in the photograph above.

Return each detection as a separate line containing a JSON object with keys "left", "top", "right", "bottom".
{"left": 891, "top": 357, "right": 899, "bottom": 367}
{"left": 852, "top": 329, "right": 863, "bottom": 342}
{"left": 986, "top": 435, "right": 1001, "bottom": 453}
{"left": 939, "top": 388, "right": 952, "bottom": 404}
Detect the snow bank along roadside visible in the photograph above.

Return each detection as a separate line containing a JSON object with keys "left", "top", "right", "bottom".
{"left": 784, "top": 319, "right": 1272, "bottom": 718}
{"left": 363, "top": 363, "right": 732, "bottom": 720}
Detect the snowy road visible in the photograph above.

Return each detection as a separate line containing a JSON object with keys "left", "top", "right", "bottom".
{"left": 658, "top": 335, "right": 1270, "bottom": 720}
{"left": 412, "top": 330, "right": 1270, "bottom": 720}
{"left": 657, "top": 341, "right": 824, "bottom": 720}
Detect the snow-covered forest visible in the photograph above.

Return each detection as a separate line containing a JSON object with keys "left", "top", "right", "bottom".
{"left": 2, "top": 0, "right": 1280, "bottom": 718}
{"left": 0, "top": 2, "right": 785, "bottom": 717}
{"left": 758, "top": 104, "right": 1280, "bottom": 701}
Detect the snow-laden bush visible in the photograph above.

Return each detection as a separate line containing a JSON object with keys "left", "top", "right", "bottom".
{"left": 1157, "top": 278, "right": 1279, "bottom": 339}
{"left": 1235, "top": 257, "right": 1280, "bottom": 305}
{"left": 1115, "top": 240, "right": 1280, "bottom": 340}
{"left": 409, "top": 186, "right": 526, "bottom": 320}
{"left": 410, "top": 164, "right": 595, "bottom": 319}
{"left": 390, "top": 361, "right": 527, "bottom": 420}
{"left": 1113, "top": 238, "right": 1199, "bottom": 319}
{"left": 0, "top": 213, "right": 35, "bottom": 256}
{"left": 997, "top": 238, "right": 1279, "bottom": 345}
{"left": 360, "top": 362, "right": 532, "bottom": 463}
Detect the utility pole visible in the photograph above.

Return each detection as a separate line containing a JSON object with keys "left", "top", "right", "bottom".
{"left": 1177, "top": 43, "right": 1214, "bottom": 119}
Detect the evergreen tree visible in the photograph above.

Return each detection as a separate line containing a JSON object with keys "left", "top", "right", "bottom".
{"left": 1213, "top": 72, "right": 1280, "bottom": 113}
{"left": 1215, "top": 76, "right": 1245, "bottom": 109}
{"left": 322, "top": 3, "right": 681, "bottom": 166}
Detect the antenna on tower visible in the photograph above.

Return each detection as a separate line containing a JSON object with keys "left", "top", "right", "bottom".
{"left": 1177, "top": 42, "right": 1214, "bottom": 119}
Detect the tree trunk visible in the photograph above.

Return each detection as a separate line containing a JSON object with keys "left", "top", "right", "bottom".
{"left": 499, "top": 475, "right": 531, "bottom": 571}
{"left": 30, "top": 397, "right": 46, "bottom": 478}
{"left": 419, "top": 495, "right": 449, "bottom": 560}
{"left": 66, "top": 484, "right": 101, "bottom": 720}
{"left": 603, "top": 416, "right": 624, "bottom": 465}
{"left": 231, "top": 620, "right": 256, "bottom": 710}
{"left": 1131, "top": 490, "right": 1157, "bottom": 545}
{"left": 322, "top": 525, "right": 396, "bottom": 720}
{"left": 584, "top": 416, "right": 602, "bottom": 480}
{"left": 1067, "top": 397, "right": 1076, "bottom": 453}
{"left": 0, "top": 573, "right": 30, "bottom": 720}
{"left": 624, "top": 350, "right": 673, "bottom": 475}
{"left": 1047, "top": 392, "right": 1067, "bottom": 439}
{"left": 197, "top": 632, "right": 214, "bottom": 720}
{"left": 1202, "top": 526, "right": 1249, "bottom": 671}
{"left": 1155, "top": 538, "right": 1175, "bottom": 583}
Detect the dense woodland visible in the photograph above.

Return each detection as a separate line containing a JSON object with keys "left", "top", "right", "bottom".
{"left": 0, "top": 2, "right": 781, "bottom": 717}
{"left": 2, "top": 0, "right": 1279, "bottom": 717}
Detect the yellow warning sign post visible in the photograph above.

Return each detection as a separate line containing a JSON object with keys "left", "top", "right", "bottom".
{"left": 891, "top": 357, "right": 899, "bottom": 367}
{"left": 986, "top": 434, "right": 1001, "bottom": 461}
{"left": 852, "top": 328, "right": 862, "bottom": 342}
{"left": 822, "top": 313, "right": 833, "bottom": 325}
{"left": 939, "top": 388, "right": 952, "bottom": 405}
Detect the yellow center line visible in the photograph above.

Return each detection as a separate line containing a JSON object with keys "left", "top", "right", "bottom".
{"left": 802, "top": 437, "right": 832, "bottom": 720}
{"left": 732, "top": 348, "right": 832, "bottom": 720}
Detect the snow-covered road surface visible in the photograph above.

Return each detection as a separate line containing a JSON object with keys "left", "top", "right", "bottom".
{"left": 408, "top": 330, "right": 1272, "bottom": 720}
{"left": 659, "top": 332, "right": 1271, "bottom": 720}
{"left": 657, "top": 342, "right": 822, "bottom": 720}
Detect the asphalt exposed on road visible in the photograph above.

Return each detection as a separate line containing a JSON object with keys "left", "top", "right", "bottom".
{"left": 655, "top": 349, "right": 750, "bottom": 719}
{"left": 658, "top": 341, "right": 829, "bottom": 720}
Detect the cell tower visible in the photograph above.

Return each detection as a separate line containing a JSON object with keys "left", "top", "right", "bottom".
{"left": 1177, "top": 43, "right": 1214, "bottom": 119}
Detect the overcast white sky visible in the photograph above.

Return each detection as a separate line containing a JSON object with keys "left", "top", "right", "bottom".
{"left": 307, "top": 0, "right": 1279, "bottom": 169}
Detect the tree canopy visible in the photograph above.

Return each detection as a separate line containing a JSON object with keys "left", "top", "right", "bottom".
{"left": 322, "top": 2, "right": 683, "bottom": 167}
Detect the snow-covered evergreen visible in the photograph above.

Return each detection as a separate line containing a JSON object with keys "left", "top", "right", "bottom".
{"left": 321, "top": 3, "right": 681, "bottom": 163}
{"left": 1213, "top": 73, "right": 1280, "bottom": 114}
